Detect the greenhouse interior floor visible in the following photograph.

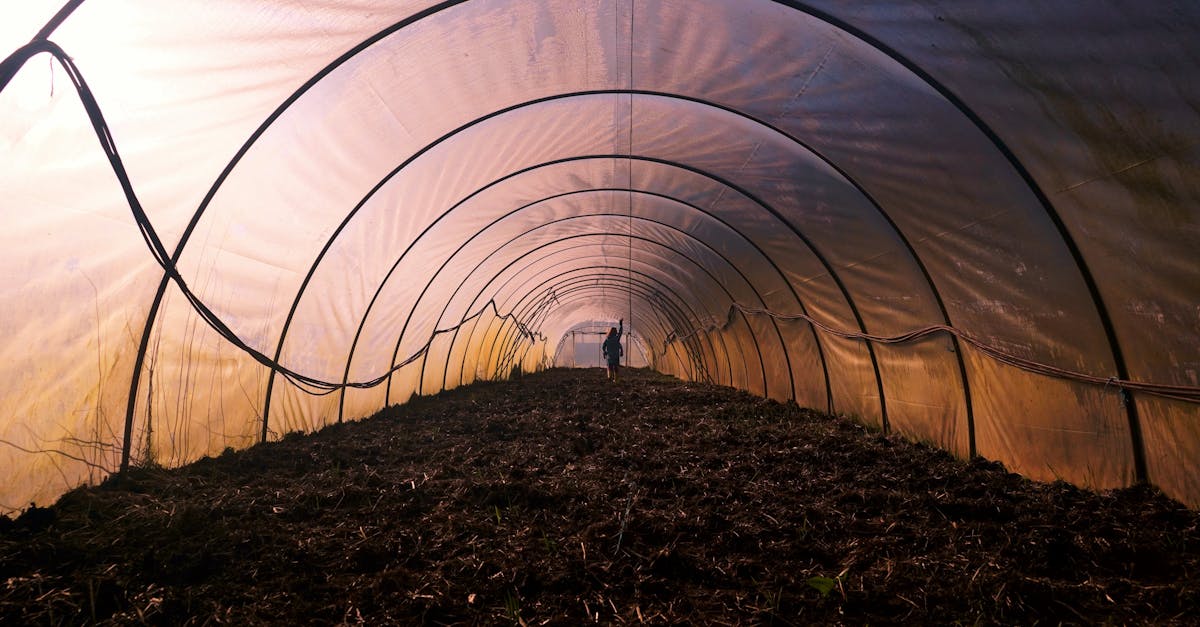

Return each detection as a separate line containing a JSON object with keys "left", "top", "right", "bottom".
{"left": 1, "top": 368, "right": 1197, "bottom": 625}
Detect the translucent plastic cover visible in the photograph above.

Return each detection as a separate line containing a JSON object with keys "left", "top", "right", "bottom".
{"left": 1, "top": 1, "right": 1197, "bottom": 509}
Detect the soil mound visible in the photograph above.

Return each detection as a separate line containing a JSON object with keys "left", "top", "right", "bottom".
{"left": 2, "top": 368, "right": 1196, "bottom": 624}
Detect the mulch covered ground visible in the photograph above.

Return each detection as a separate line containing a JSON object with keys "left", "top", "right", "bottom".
{"left": 1, "top": 368, "right": 1197, "bottom": 625}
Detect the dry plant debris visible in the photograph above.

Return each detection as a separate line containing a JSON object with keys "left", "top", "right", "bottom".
{"left": 1, "top": 368, "right": 1197, "bottom": 625}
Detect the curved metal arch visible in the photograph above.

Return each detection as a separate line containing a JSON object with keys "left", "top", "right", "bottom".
{"left": 33, "top": 0, "right": 84, "bottom": 42}
{"left": 467, "top": 212, "right": 783, "bottom": 399}
{"left": 457, "top": 268, "right": 715, "bottom": 390}
{"left": 27, "top": 0, "right": 917, "bottom": 465}
{"left": 399, "top": 155, "right": 850, "bottom": 408}
{"left": 339, "top": 198, "right": 795, "bottom": 423}
{"left": 392, "top": 151, "right": 869, "bottom": 412}
{"left": 350, "top": 194, "right": 806, "bottom": 403}
{"left": 20, "top": 0, "right": 1111, "bottom": 475}
{"left": 367, "top": 233, "right": 731, "bottom": 410}
{"left": 635, "top": 156, "right": 884, "bottom": 424}
{"left": 264, "top": 125, "right": 900, "bottom": 439}
{"left": 246, "top": 15, "right": 962, "bottom": 449}
{"left": 549, "top": 284, "right": 687, "bottom": 374}
{"left": 551, "top": 321, "right": 654, "bottom": 369}
{"left": 517, "top": 283, "right": 682, "bottom": 376}
{"left": 449, "top": 245, "right": 748, "bottom": 395}
{"left": 624, "top": 154, "right": 889, "bottom": 426}
{"left": 141, "top": 82, "right": 915, "bottom": 455}
{"left": 541, "top": 282, "right": 693, "bottom": 377}
{"left": 121, "top": 1, "right": 481, "bottom": 464}
{"left": 460, "top": 247, "right": 737, "bottom": 390}
{"left": 496, "top": 277, "right": 695, "bottom": 379}
{"left": 279, "top": 138, "right": 840, "bottom": 408}
{"left": 530, "top": 289, "right": 660, "bottom": 362}
{"left": 259, "top": 93, "right": 786, "bottom": 434}
{"left": 493, "top": 272, "right": 721, "bottom": 385}
{"left": 110, "top": 0, "right": 1129, "bottom": 467}
{"left": 508, "top": 287, "right": 648, "bottom": 374}
{"left": 621, "top": 94, "right": 972, "bottom": 450}
{"left": 269, "top": 85, "right": 884, "bottom": 431}
{"left": 449, "top": 250, "right": 730, "bottom": 390}
{"left": 539, "top": 301, "right": 655, "bottom": 366}
{"left": 474, "top": 236, "right": 767, "bottom": 397}
{"left": 483, "top": 229, "right": 773, "bottom": 394}
{"left": 340, "top": 187, "right": 796, "bottom": 415}
{"left": 511, "top": 278, "right": 721, "bottom": 379}
{"left": 553, "top": 325, "right": 647, "bottom": 369}
{"left": 417, "top": 174, "right": 833, "bottom": 408}
{"left": 453, "top": 250, "right": 708, "bottom": 385}
{"left": 778, "top": 0, "right": 1139, "bottom": 472}
{"left": 186, "top": 81, "right": 937, "bottom": 446}
{"left": 528, "top": 278, "right": 710, "bottom": 374}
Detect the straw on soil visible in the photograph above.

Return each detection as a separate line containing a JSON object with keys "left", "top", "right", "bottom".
{"left": 2, "top": 368, "right": 1197, "bottom": 625}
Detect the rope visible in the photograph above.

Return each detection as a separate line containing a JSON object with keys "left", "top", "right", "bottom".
{"left": 6, "top": 41, "right": 1196, "bottom": 405}
{"left": 626, "top": 0, "right": 636, "bottom": 368}
{"left": 2, "top": 41, "right": 544, "bottom": 397}
{"left": 662, "top": 303, "right": 1200, "bottom": 404}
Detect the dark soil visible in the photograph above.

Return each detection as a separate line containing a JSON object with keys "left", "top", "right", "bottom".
{"left": 1, "top": 368, "right": 1197, "bottom": 625}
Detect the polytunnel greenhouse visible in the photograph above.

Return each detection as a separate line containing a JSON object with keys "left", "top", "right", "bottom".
{"left": 1, "top": 0, "right": 1199, "bottom": 623}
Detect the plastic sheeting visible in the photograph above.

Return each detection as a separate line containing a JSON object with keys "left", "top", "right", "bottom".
{"left": 1, "top": 0, "right": 1198, "bottom": 511}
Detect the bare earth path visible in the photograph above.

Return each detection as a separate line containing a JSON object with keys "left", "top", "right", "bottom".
{"left": 2, "top": 368, "right": 1197, "bottom": 625}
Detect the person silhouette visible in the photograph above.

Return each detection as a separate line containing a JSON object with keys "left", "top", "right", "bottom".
{"left": 602, "top": 319, "right": 624, "bottom": 382}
